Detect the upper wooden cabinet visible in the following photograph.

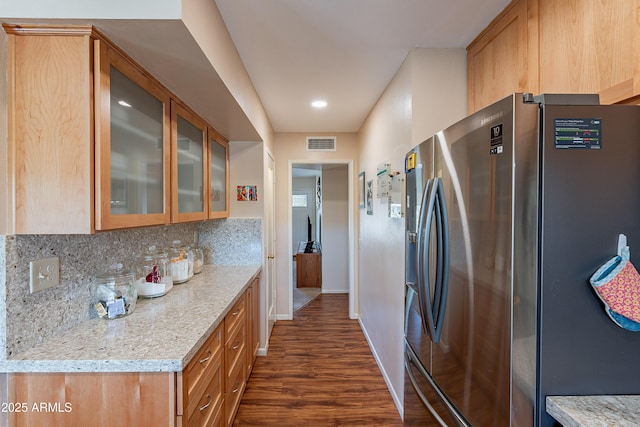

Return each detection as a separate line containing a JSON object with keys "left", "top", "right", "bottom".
{"left": 467, "top": 0, "right": 640, "bottom": 113}
{"left": 171, "top": 101, "right": 209, "bottom": 223}
{"left": 6, "top": 27, "right": 96, "bottom": 234}
{"left": 538, "top": 0, "right": 638, "bottom": 104}
{"left": 466, "top": 0, "right": 539, "bottom": 114}
{"left": 3, "top": 24, "right": 230, "bottom": 234}
{"left": 208, "top": 128, "right": 230, "bottom": 219}
{"left": 95, "top": 43, "right": 172, "bottom": 230}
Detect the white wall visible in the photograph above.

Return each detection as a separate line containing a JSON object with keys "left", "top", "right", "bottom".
{"left": 229, "top": 141, "right": 264, "bottom": 218}
{"left": 411, "top": 49, "right": 469, "bottom": 145}
{"left": 358, "top": 52, "right": 412, "bottom": 415}
{"left": 321, "top": 166, "right": 349, "bottom": 293}
{"left": 357, "top": 48, "right": 467, "bottom": 415}
{"left": 273, "top": 133, "right": 358, "bottom": 318}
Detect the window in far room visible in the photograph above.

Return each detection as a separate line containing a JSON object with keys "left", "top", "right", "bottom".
{"left": 292, "top": 194, "right": 308, "bottom": 207}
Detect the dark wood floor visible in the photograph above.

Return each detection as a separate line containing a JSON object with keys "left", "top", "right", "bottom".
{"left": 234, "top": 293, "right": 403, "bottom": 426}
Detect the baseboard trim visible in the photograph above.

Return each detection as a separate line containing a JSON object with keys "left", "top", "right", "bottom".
{"left": 358, "top": 318, "right": 403, "bottom": 419}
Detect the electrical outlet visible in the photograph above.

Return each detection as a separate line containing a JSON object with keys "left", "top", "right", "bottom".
{"left": 29, "top": 257, "right": 60, "bottom": 293}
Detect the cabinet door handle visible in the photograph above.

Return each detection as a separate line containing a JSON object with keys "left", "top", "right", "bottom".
{"left": 199, "top": 394, "right": 213, "bottom": 412}
{"left": 232, "top": 309, "right": 241, "bottom": 316}
{"left": 232, "top": 340, "right": 241, "bottom": 350}
{"left": 232, "top": 382, "right": 241, "bottom": 393}
{"left": 199, "top": 350, "right": 212, "bottom": 364}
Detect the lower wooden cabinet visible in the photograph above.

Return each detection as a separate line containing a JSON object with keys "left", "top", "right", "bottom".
{"left": 3, "top": 371, "right": 176, "bottom": 427}
{"left": 246, "top": 276, "right": 260, "bottom": 374}
{"left": 224, "top": 293, "right": 247, "bottom": 426}
{"left": 186, "top": 368, "right": 225, "bottom": 427}
{"left": 225, "top": 346, "right": 247, "bottom": 427}
{"left": 1, "top": 277, "right": 261, "bottom": 427}
{"left": 179, "top": 323, "right": 224, "bottom": 427}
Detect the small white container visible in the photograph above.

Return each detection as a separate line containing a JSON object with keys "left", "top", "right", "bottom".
{"left": 134, "top": 245, "right": 173, "bottom": 298}
{"left": 166, "top": 240, "right": 194, "bottom": 284}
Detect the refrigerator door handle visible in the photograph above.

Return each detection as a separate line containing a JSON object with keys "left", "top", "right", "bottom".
{"left": 433, "top": 178, "right": 450, "bottom": 340}
{"left": 417, "top": 179, "right": 437, "bottom": 339}
{"left": 432, "top": 180, "right": 444, "bottom": 333}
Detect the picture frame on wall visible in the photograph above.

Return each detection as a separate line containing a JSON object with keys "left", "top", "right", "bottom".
{"left": 366, "top": 179, "right": 373, "bottom": 215}
{"left": 358, "top": 171, "right": 365, "bottom": 208}
{"left": 237, "top": 185, "right": 258, "bottom": 201}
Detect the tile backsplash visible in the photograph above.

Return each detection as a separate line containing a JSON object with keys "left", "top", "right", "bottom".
{"left": 0, "top": 218, "right": 262, "bottom": 359}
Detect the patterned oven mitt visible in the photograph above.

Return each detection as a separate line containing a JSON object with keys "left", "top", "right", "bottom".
{"left": 589, "top": 234, "right": 640, "bottom": 331}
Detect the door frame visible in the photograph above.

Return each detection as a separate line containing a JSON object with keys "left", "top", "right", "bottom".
{"left": 286, "top": 159, "right": 357, "bottom": 319}
{"left": 261, "top": 149, "right": 276, "bottom": 355}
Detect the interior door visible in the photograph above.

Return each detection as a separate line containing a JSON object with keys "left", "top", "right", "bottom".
{"left": 266, "top": 153, "right": 276, "bottom": 338}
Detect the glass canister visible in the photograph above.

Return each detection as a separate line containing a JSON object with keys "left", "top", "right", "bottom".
{"left": 92, "top": 263, "right": 137, "bottom": 319}
{"left": 192, "top": 244, "right": 204, "bottom": 274}
{"left": 192, "top": 232, "right": 204, "bottom": 274}
{"left": 166, "top": 240, "right": 194, "bottom": 284}
{"left": 134, "top": 245, "right": 173, "bottom": 298}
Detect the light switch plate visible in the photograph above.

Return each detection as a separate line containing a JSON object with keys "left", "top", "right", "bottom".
{"left": 29, "top": 257, "right": 60, "bottom": 293}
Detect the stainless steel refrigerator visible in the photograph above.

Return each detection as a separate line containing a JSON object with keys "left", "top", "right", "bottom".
{"left": 404, "top": 93, "right": 640, "bottom": 426}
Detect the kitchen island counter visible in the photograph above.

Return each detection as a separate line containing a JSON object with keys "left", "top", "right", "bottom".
{"left": 547, "top": 395, "right": 640, "bottom": 427}
{"left": 0, "top": 264, "right": 261, "bottom": 373}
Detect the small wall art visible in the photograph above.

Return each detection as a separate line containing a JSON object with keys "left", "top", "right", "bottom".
{"left": 237, "top": 185, "right": 258, "bottom": 201}
{"left": 358, "top": 171, "right": 365, "bottom": 209}
{"left": 366, "top": 180, "right": 373, "bottom": 215}
{"left": 376, "top": 162, "right": 391, "bottom": 198}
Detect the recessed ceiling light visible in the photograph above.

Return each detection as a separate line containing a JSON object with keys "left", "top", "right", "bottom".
{"left": 311, "top": 100, "right": 327, "bottom": 109}
{"left": 118, "top": 100, "right": 132, "bottom": 108}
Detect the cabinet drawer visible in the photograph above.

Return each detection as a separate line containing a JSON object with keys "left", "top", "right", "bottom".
{"left": 187, "top": 362, "right": 224, "bottom": 427}
{"left": 184, "top": 325, "right": 223, "bottom": 420}
{"left": 225, "top": 295, "right": 246, "bottom": 337}
{"left": 225, "top": 318, "right": 246, "bottom": 376}
{"left": 225, "top": 346, "right": 247, "bottom": 427}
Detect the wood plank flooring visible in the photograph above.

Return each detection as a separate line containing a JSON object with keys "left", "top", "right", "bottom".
{"left": 234, "top": 293, "right": 403, "bottom": 426}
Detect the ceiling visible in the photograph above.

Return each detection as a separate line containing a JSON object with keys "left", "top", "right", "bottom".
{"left": 214, "top": 0, "right": 511, "bottom": 133}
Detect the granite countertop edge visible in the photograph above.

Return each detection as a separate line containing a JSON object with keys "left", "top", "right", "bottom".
{"left": 546, "top": 395, "right": 640, "bottom": 427}
{"left": 0, "top": 264, "right": 261, "bottom": 374}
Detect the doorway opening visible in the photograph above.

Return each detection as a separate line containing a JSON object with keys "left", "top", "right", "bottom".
{"left": 289, "top": 161, "right": 355, "bottom": 318}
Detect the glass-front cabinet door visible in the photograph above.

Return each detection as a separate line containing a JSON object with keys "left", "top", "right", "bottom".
{"left": 171, "top": 101, "right": 209, "bottom": 222}
{"left": 95, "top": 44, "right": 171, "bottom": 230}
{"left": 208, "top": 128, "right": 229, "bottom": 219}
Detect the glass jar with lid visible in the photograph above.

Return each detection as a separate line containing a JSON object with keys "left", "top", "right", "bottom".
{"left": 192, "top": 231, "right": 204, "bottom": 274}
{"left": 92, "top": 263, "right": 137, "bottom": 319}
{"left": 192, "top": 244, "right": 204, "bottom": 274}
{"left": 166, "top": 240, "right": 194, "bottom": 284}
{"left": 133, "top": 245, "right": 173, "bottom": 298}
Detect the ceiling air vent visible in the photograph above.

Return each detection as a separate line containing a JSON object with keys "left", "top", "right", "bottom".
{"left": 306, "top": 136, "right": 336, "bottom": 151}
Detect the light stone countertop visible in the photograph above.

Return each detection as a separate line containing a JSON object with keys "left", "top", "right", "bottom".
{"left": 0, "top": 264, "right": 261, "bottom": 373}
{"left": 547, "top": 396, "right": 640, "bottom": 427}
